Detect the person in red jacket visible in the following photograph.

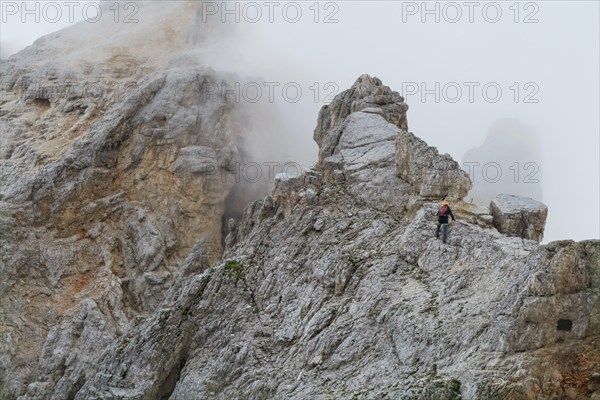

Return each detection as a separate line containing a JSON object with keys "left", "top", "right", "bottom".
{"left": 436, "top": 201, "right": 455, "bottom": 244}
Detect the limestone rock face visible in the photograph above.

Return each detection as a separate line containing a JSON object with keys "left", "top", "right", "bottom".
{"left": 313, "top": 74, "right": 470, "bottom": 205}
{"left": 0, "top": 66, "right": 242, "bottom": 399}
{"left": 69, "top": 78, "right": 597, "bottom": 400}
{"left": 319, "top": 110, "right": 413, "bottom": 212}
{"left": 1, "top": 31, "right": 597, "bottom": 400}
{"left": 0, "top": 3, "right": 275, "bottom": 398}
{"left": 73, "top": 178, "right": 599, "bottom": 400}
{"left": 395, "top": 130, "right": 472, "bottom": 201}
{"left": 490, "top": 193, "right": 548, "bottom": 242}
{"left": 314, "top": 74, "right": 409, "bottom": 165}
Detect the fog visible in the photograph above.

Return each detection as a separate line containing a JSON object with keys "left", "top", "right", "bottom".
{"left": 1, "top": 0, "right": 598, "bottom": 243}
{"left": 462, "top": 118, "right": 543, "bottom": 205}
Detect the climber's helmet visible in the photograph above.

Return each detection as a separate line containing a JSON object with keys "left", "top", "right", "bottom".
{"left": 443, "top": 201, "right": 449, "bottom": 206}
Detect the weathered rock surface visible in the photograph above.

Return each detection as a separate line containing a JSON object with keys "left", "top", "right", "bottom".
{"left": 395, "top": 130, "right": 472, "bottom": 201}
{"left": 319, "top": 110, "right": 413, "bottom": 212}
{"left": 314, "top": 74, "right": 409, "bottom": 166}
{"left": 0, "top": 3, "right": 278, "bottom": 398}
{"left": 490, "top": 193, "right": 548, "bottom": 242}
{"left": 314, "top": 75, "right": 470, "bottom": 205}
{"left": 68, "top": 78, "right": 598, "bottom": 400}
{"left": 0, "top": 15, "right": 597, "bottom": 399}
{"left": 72, "top": 176, "right": 599, "bottom": 399}
{"left": 0, "top": 63, "right": 250, "bottom": 397}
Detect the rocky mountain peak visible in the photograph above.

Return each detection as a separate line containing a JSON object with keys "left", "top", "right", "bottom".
{"left": 0, "top": 30, "right": 597, "bottom": 399}
{"left": 314, "top": 73, "right": 409, "bottom": 163}
{"left": 66, "top": 77, "right": 598, "bottom": 399}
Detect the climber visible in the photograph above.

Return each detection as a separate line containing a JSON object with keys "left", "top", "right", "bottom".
{"left": 435, "top": 201, "right": 455, "bottom": 244}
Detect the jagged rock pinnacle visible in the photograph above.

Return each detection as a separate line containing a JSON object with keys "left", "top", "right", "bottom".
{"left": 1, "top": 57, "right": 597, "bottom": 400}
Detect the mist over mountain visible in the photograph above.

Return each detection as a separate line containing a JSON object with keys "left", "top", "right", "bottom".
{"left": 462, "top": 119, "right": 543, "bottom": 205}
{"left": 0, "top": 2, "right": 598, "bottom": 400}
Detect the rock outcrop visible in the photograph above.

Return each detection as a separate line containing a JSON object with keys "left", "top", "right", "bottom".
{"left": 1, "top": 67, "right": 244, "bottom": 397}
{"left": 53, "top": 76, "right": 600, "bottom": 400}
{"left": 395, "top": 130, "right": 472, "bottom": 201}
{"left": 0, "top": 14, "right": 597, "bottom": 399}
{"left": 314, "top": 74, "right": 408, "bottom": 165}
{"left": 490, "top": 193, "right": 548, "bottom": 242}
{"left": 0, "top": 3, "right": 279, "bottom": 398}
{"left": 318, "top": 108, "right": 413, "bottom": 212}
{"left": 313, "top": 75, "right": 470, "bottom": 205}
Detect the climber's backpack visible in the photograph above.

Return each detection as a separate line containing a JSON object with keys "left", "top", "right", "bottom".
{"left": 437, "top": 205, "right": 449, "bottom": 217}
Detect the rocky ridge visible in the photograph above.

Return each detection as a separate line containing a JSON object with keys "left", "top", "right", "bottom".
{"left": 17, "top": 75, "right": 596, "bottom": 400}
{"left": 0, "top": 7, "right": 597, "bottom": 398}
{"left": 0, "top": 3, "right": 280, "bottom": 398}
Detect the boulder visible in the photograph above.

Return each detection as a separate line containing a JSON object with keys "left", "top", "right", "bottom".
{"left": 490, "top": 193, "right": 548, "bottom": 242}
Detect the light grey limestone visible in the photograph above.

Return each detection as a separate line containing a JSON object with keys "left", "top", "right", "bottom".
{"left": 490, "top": 193, "right": 548, "bottom": 242}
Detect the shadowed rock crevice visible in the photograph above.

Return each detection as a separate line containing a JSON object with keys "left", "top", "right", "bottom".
{"left": 158, "top": 356, "right": 187, "bottom": 400}
{"left": 557, "top": 319, "right": 573, "bottom": 332}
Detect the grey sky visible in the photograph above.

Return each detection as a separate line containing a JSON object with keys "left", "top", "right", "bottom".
{"left": 1, "top": 0, "right": 598, "bottom": 243}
